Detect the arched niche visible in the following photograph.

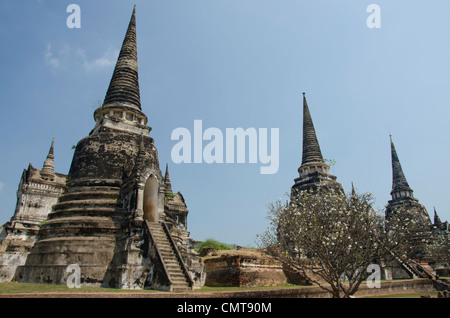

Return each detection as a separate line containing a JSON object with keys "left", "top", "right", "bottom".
{"left": 143, "top": 174, "right": 159, "bottom": 222}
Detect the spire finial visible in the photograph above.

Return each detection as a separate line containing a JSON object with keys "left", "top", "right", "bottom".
{"left": 434, "top": 207, "right": 442, "bottom": 225}
{"left": 164, "top": 163, "right": 172, "bottom": 194}
{"left": 165, "top": 163, "right": 170, "bottom": 180}
{"left": 49, "top": 137, "right": 55, "bottom": 156}
{"left": 40, "top": 138, "right": 56, "bottom": 180}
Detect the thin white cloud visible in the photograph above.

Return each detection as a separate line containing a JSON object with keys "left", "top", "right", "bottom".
{"left": 77, "top": 47, "right": 118, "bottom": 72}
{"left": 44, "top": 43, "right": 118, "bottom": 72}
{"left": 44, "top": 43, "right": 61, "bottom": 69}
{"left": 0, "top": 182, "right": 4, "bottom": 192}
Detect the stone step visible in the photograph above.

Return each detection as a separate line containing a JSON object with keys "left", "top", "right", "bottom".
{"left": 59, "top": 190, "right": 120, "bottom": 202}
{"left": 171, "top": 279, "right": 190, "bottom": 286}
{"left": 157, "top": 243, "right": 174, "bottom": 249}
{"left": 47, "top": 208, "right": 125, "bottom": 220}
{"left": 152, "top": 235, "right": 169, "bottom": 241}
{"left": 165, "top": 262, "right": 184, "bottom": 271}
{"left": 37, "top": 216, "right": 123, "bottom": 237}
{"left": 65, "top": 185, "right": 121, "bottom": 193}
{"left": 53, "top": 199, "right": 119, "bottom": 210}
{"left": 169, "top": 270, "right": 187, "bottom": 278}
{"left": 170, "top": 275, "right": 189, "bottom": 283}
{"left": 165, "top": 264, "right": 183, "bottom": 272}
{"left": 170, "top": 275, "right": 190, "bottom": 283}
{"left": 159, "top": 250, "right": 178, "bottom": 258}
{"left": 173, "top": 284, "right": 190, "bottom": 289}
{"left": 160, "top": 253, "right": 177, "bottom": 260}
{"left": 167, "top": 269, "right": 185, "bottom": 277}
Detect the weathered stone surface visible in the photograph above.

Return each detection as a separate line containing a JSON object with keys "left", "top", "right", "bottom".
{"left": 204, "top": 250, "right": 292, "bottom": 287}
{"left": 199, "top": 248, "right": 218, "bottom": 257}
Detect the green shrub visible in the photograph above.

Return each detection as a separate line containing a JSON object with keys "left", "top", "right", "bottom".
{"left": 195, "top": 238, "right": 232, "bottom": 253}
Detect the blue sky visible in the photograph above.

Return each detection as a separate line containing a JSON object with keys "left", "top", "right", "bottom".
{"left": 0, "top": 1, "right": 449, "bottom": 247}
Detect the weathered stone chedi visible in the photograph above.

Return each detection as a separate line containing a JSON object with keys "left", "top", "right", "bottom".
{"left": 0, "top": 139, "right": 67, "bottom": 282}
{"left": 0, "top": 7, "right": 204, "bottom": 291}
{"left": 291, "top": 93, "right": 343, "bottom": 194}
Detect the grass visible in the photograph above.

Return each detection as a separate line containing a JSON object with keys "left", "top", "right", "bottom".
{"left": 0, "top": 281, "right": 161, "bottom": 294}
{"left": 0, "top": 281, "right": 308, "bottom": 295}
{"left": 194, "top": 283, "right": 309, "bottom": 293}
{"left": 0, "top": 281, "right": 443, "bottom": 298}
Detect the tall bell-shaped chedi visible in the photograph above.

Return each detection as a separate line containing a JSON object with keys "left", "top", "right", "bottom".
{"left": 385, "top": 136, "right": 431, "bottom": 226}
{"left": 385, "top": 135, "right": 432, "bottom": 261}
{"left": 291, "top": 93, "right": 343, "bottom": 194}
{"left": 17, "top": 7, "right": 204, "bottom": 291}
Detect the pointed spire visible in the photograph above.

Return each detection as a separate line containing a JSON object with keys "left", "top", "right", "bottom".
{"left": 164, "top": 163, "right": 172, "bottom": 194}
{"left": 389, "top": 135, "right": 413, "bottom": 195}
{"left": 165, "top": 163, "right": 170, "bottom": 181}
{"left": 48, "top": 138, "right": 54, "bottom": 156}
{"left": 349, "top": 182, "right": 360, "bottom": 205}
{"left": 293, "top": 92, "right": 343, "bottom": 194}
{"left": 434, "top": 207, "right": 442, "bottom": 226}
{"left": 40, "top": 138, "right": 56, "bottom": 180}
{"left": 102, "top": 6, "right": 141, "bottom": 111}
{"left": 301, "top": 92, "right": 325, "bottom": 165}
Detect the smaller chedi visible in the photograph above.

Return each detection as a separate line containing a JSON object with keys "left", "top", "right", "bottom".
{"left": 384, "top": 136, "right": 450, "bottom": 279}
{"left": 0, "top": 139, "right": 67, "bottom": 282}
{"left": 0, "top": 6, "right": 204, "bottom": 291}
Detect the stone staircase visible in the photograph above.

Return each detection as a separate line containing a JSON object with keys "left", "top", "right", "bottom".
{"left": 146, "top": 222, "right": 192, "bottom": 292}
{"left": 391, "top": 252, "right": 437, "bottom": 280}
{"left": 409, "top": 259, "right": 437, "bottom": 280}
